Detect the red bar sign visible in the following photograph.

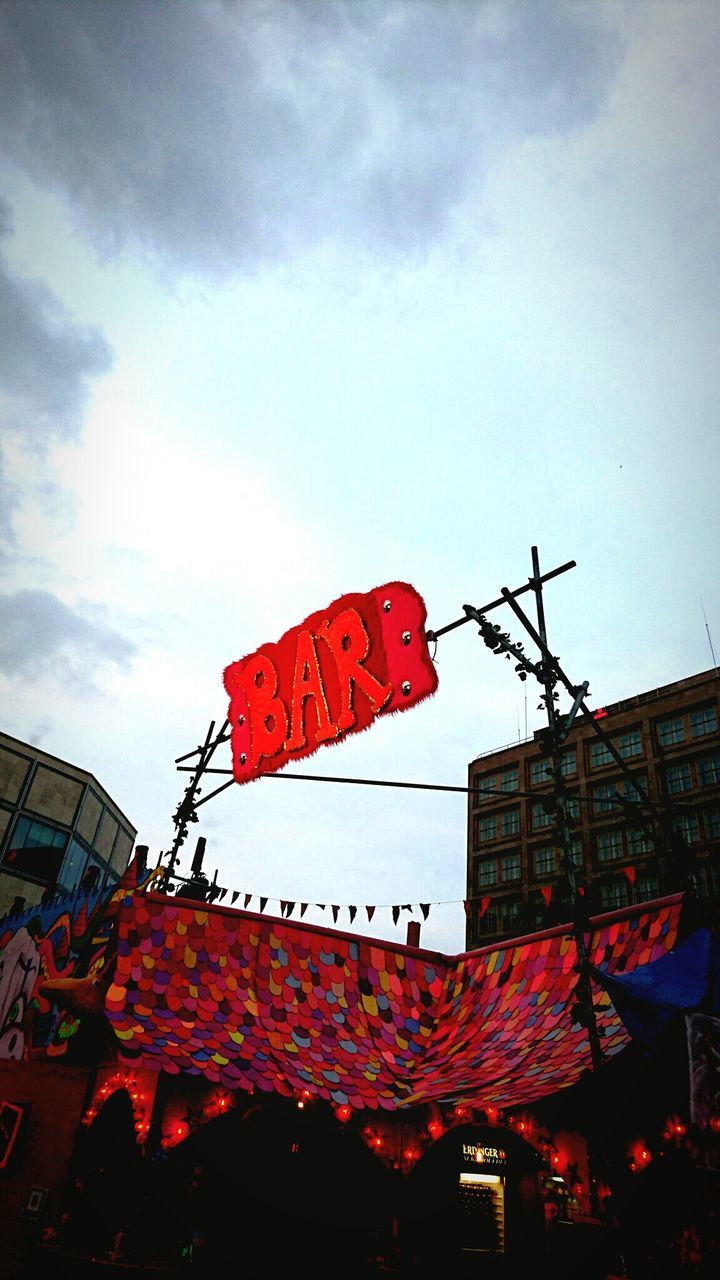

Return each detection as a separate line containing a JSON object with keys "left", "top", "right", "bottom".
{"left": 223, "top": 582, "right": 437, "bottom": 784}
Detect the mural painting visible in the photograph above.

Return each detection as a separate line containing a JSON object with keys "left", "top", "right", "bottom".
{"left": 0, "top": 852, "right": 154, "bottom": 1061}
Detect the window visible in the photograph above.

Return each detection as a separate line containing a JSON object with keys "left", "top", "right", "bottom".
{"left": 477, "top": 908, "right": 499, "bottom": 935}
{"left": 600, "top": 878, "right": 629, "bottom": 910}
{"left": 691, "top": 706, "right": 718, "bottom": 738}
{"left": 2, "top": 816, "right": 68, "bottom": 883}
{"left": 565, "top": 794, "right": 580, "bottom": 820}
{"left": 501, "top": 768, "right": 519, "bottom": 793}
{"left": 502, "top": 898, "right": 523, "bottom": 932}
{"left": 476, "top": 816, "right": 497, "bottom": 845}
{"left": 672, "top": 815, "right": 700, "bottom": 845}
{"left": 474, "top": 775, "right": 497, "bottom": 805}
{"left": 658, "top": 717, "right": 685, "bottom": 747}
{"left": 704, "top": 808, "right": 720, "bottom": 840}
{"left": 634, "top": 874, "right": 659, "bottom": 904}
{"left": 628, "top": 827, "right": 653, "bottom": 856}
{"left": 590, "top": 739, "right": 613, "bottom": 768}
{"left": 477, "top": 858, "right": 498, "bottom": 888}
{"left": 559, "top": 748, "right": 576, "bottom": 777}
{"left": 617, "top": 730, "right": 642, "bottom": 759}
{"left": 532, "top": 802, "right": 554, "bottom": 831}
{"left": 56, "top": 838, "right": 90, "bottom": 893}
{"left": 697, "top": 755, "right": 720, "bottom": 787}
{"left": 665, "top": 763, "right": 693, "bottom": 795}
{"left": 501, "top": 809, "right": 520, "bottom": 838}
{"left": 593, "top": 781, "right": 618, "bottom": 814}
{"left": 623, "top": 772, "right": 648, "bottom": 805}
{"left": 501, "top": 852, "right": 521, "bottom": 882}
{"left": 597, "top": 830, "right": 623, "bottom": 863}
{"left": 534, "top": 845, "right": 556, "bottom": 876}
{"left": 530, "top": 758, "right": 552, "bottom": 785}
{"left": 568, "top": 839, "right": 583, "bottom": 867}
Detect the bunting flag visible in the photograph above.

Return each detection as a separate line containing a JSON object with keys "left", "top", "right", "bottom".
{"left": 623, "top": 866, "right": 636, "bottom": 885}
{"left": 167, "top": 883, "right": 539, "bottom": 927}
{"left": 540, "top": 885, "right": 553, "bottom": 908}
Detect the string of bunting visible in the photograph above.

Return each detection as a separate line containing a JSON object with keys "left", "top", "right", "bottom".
{"left": 219, "top": 892, "right": 441, "bottom": 927}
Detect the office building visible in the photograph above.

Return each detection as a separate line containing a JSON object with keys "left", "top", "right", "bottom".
{"left": 0, "top": 730, "right": 136, "bottom": 918}
{"left": 466, "top": 668, "right": 719, "bottom": 947}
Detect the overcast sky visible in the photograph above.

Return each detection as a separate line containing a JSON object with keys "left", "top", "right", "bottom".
{"left": 1, "top": 0, "right": 718, "bottom": 953}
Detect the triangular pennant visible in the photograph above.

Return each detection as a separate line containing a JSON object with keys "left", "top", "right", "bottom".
{"left": 348, "top": 905, "right": 357, "bottom": 924}
{"left": 331, "top": 905, "right": 340, "bottom": 923}
{"left": 420, "top": 904, "right": 430, "bottom": 920}
{"left": 392, "top": 906, "right": 400, "bottom": 925}
{"left": 231, "top": 891, "right": 240, "bottom": 904}
{"left": 316, "top": 903, "right": 326, "bottom": 912}
{"left": 280, "top": 900, "right": 287, "bottom": 916}
{"left": 259, "top": 897, "right": 268, "bottom": 913}
{"left": 286, "top": 901, "right": 296, "bottom": 917}
{"left": 402, "top": 904, "right": 412, "bottom": 913}
{"left": 540, "top": 885, "right": 553, "bottom": 908}
{"left": 300, "top": 903, "right": 308, "bottom": 918}
{"left": 623, "top": 866, "right": 636, "bottom": 885}
{"left": 366, "top": 906, "right": 376, "bottom": 922}
{"left": 218, "top": 889, "right": 227, "bottom": 901}
{"left": 244, "top": 893, "right": 252, "bottom": 908}
{"left": 477, "top": 897, "right": 491, "bottom": 919}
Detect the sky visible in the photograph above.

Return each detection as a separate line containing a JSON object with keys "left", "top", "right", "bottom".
{"left": 1, "top": 0, "right": 718, "bottom": 955}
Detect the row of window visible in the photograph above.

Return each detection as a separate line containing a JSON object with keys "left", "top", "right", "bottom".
{"left": 473, "top": 870, "right": 671, "bottom": 937}
{"left": 473, "top": 769, "right": 720, "bottom": 846}
{"left": 471, "top": 703, "right": 718, "bottom": 805}
{"left": 475, "top": 839, "right": 584, "bottom": 888}
{"left": 663, "top": 754, "right": 720, "bottom": 795}
{"left": 472, "top": 794, "right": 581, "bottom": 845}
{"left": 473, "top": 808, "right": 720, "bottom": 889}
{"left": 656, "top": 705, "right": 717, "bottom": 746}
{"left": 0, "top": 814, "right": 118, "bottom": 895}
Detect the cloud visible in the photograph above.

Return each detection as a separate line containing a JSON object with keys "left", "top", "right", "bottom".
{"left": 0, "top": 587, "right": 135, "bottom": 683}
{"left": 0, "top": 196, "right": 112, "bottom": 561}
{"left": 0, "top": 198, "right": 112, "bottom": 445}
{"left": 0, "top": 0, "right": 622, "bottom": 276}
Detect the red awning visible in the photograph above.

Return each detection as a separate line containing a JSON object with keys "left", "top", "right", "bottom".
{"left": 106, "top": 892, "right": 684, "bottom": 1111}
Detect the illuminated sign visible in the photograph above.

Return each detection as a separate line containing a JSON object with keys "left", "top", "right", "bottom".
{"left": 463, "top": 1143, "right": 507, "bottom": 1165}
{"left": 223, "top": 582, "right": 437, "bottom": 784}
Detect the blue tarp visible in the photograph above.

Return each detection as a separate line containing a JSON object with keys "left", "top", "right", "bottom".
{"left": 592, "top": 929, "right": 720, "bottom": 1051}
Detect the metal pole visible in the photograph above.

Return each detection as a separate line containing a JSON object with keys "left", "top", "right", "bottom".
{"left": 528, "top": 547, "right": 604, "bottom": 1074}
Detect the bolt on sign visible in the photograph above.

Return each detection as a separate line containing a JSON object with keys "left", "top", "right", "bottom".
{"left": 223, "top": 582, "right": 438, "bottom": 784}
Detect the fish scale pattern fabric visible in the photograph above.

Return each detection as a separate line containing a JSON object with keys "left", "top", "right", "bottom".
{"left": 106, "top": 892, "right": 683, "bottom": 1110}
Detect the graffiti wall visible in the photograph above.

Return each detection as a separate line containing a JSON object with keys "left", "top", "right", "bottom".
{"left": 0, "top": 852, "right": 152, "bottom": 1061}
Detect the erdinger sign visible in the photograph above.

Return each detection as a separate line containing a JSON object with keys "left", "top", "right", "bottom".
{"left": 223, "top": 582, "right": 437, "bottom": 784}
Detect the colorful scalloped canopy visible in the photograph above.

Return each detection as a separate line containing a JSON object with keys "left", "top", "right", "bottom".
{"left": 105, "top": 893, "right": 684, "bottom": 1111}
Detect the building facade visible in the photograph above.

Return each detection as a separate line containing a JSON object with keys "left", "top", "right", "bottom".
{"left": 0, "top": 731, "right": 136, "bottom": 918}
{"left": 466, "top": 668, "right": 720, "bottom": 948}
